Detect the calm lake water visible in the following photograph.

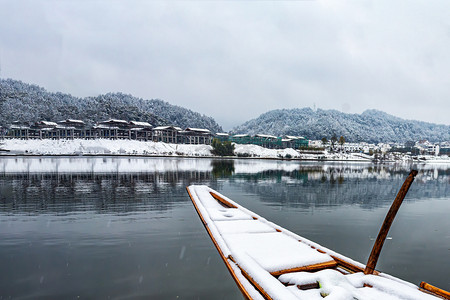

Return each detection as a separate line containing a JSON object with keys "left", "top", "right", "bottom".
{"left": 0, "top": 157, "right": 449, "bottom": 299}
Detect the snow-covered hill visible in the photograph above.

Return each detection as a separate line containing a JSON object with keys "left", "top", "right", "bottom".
{"left": 0, "top": 79, "right": 222, "bottom": 132}
{"left": 232, "top": 108, "right": 450, "bottom": 143}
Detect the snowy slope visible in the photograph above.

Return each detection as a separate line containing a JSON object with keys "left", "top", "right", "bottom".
{"left": 232, "top": 108, "right": 450, "bottom": 143}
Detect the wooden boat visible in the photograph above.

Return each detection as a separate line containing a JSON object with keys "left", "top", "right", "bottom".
{"left": 186, "top": 185, "right": 449, "bottom": 300}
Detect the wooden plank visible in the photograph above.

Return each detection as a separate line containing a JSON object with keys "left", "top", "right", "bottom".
{"left": 240, "top": 268, "right": 273, "bottom": 300}
{"left": 186, "top": 187, "right": 254, "bottom": 300}
{"left": 364, "top": 170, "right": 418, "bottom": 275}
{"left": 209, "top": 191, "right": 238, "bottom": 208}
{"left": 297, "top": 282, "right": 320, "bottom": 290}
{"left": 420, "top": 282, "right": 450, "bottom": 299}
{"left": 331, "top": 255, "right": 380, "bottom": 275}
{"left": 270, "top": 260, "right": 338, "bottom": 276}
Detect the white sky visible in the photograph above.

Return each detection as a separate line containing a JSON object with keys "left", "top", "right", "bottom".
{"left": 1, "top": 0, "right": 449, "bottom": 130}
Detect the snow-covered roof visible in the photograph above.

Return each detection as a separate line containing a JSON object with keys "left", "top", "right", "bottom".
{"left": 129, "top": 121, "right": 152, "bottom": 127}
{"left": 99, "top": 119, "right": 128, "bottom": 125}
{"left": 39, "top": 121, "right": 58, "bottom": 126}
{"left": 284, "top": 135, "right": 306, "bottom": 140}
{"left": 94, "top": 124, "right": 120, "bottom": 129}
{"left": 255, "top": 134, "right": 277, "bottom": 139}
{"left": 216, "top": 133, "right": 229, "bottom": 136}
{"left": 10, "top": 125, "right": 30, "bottom": 129}
{"left": 185, "top": 128, "right": 211, "bottom": 133}
{"left": 59, "top": 119, "right": 85, "bottom": 124}
{"left": 233, "top": 134, "right": 249, "bottom": 138}
{"left": 56, "top": 125, "right": 76, "bottom": 130}
{"left": 153, "top": 126, "right": 182, "bottom": 131}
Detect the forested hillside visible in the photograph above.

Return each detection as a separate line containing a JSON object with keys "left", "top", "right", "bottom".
{"left": 0, "top": 79, "right": 222, "bottom": 132}
{"left": 3, "top": 78, "right": 449, "bottom": 143}
{"left": 232, "top": 108, "right": 450, "bottom": 143}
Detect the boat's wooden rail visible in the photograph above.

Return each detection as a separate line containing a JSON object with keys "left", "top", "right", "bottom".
{"left": 186, "top": 187, "right": 254, "bottom": 299}
{"left": 421, "top": 282, "right": 450, "bottom": 300}
{"left": 209, "top": 191, "right": 238, "bottom": 208}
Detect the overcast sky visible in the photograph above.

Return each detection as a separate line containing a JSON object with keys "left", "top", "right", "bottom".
{"left": 1, "top": 0, "right": 449, "bottom": 130}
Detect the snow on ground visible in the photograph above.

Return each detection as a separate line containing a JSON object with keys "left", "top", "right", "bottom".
{"left": 234, "top": 144, "right": 371, "bottom": 161}
{"left": 1, "top": 139, "right": 213, "bottom": 156}
{"left": 2, "top": 139, "right": 372, "bottom": 161}
{"left": 234, "top": 144, "right": 300, "bottom": 159}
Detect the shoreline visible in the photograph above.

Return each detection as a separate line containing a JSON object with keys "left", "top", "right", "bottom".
{"left": 1, "top": 139, "right": 449, "bottom": 163}
{"left": 2, "top": 153, "right": 445, "bottom": 164}
{"left": 0, "top": 153, "right": 374, "bottom": 162}
{"left": 0, "top": 139, "right": 374, "bottom": 162}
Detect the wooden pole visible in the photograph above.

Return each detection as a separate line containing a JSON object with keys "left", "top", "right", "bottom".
{"left": 420, "top": 282, "right": 450, "bottom": 299}
{"left": 364, "top": 170, "right": 418, "bottom": 275}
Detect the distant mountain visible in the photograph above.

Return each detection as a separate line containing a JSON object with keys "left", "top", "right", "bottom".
{"left": 232, "top": 108, "right": 450, "bottom": 143}
{"left": 0, "top": 78, "right": 222, "bottom": 132}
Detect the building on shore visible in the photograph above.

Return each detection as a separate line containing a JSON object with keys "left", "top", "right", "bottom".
{"left": 94, "top": 119, "right": 130, "bottom": 139}
{"left": 178, "top": 128, "right": 213, "bottom": 145}
{"left": 215, "top": 133, "right": 230, "bottom": 142}
{"left": 129, "top": 121, "right": 153, "bottom": 140}
{"left": 282, "top": 136, "right": 309, "bottom": 149}
{"left": 152, "top": 126, "right": 182, "bottom": 143}
{"left": 230, "top": 134, "right": 251, "bottom": 144}
{"left": 56, "top": 119, "right": 88, "bottom": 139}
{"left": 231, "top": 134, "right": 309, "bottom": 149}
{"left": 3, "top": 119, "right": 316, "bottom": 150}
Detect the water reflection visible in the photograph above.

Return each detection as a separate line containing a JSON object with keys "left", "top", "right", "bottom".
{"left": 0, "top": 157, "right": 449, "bottom": 297}
{"left": 232, "top": 167, "right": 449, "bottom": 210}
{"left": 0, "top": 157, "right": 448, "bottom": 215}
{"left": 211, "top": 159, "right": 235, "bottom": 177}
{"left": 0, "top": 172, "right": 219, "bottom": 215}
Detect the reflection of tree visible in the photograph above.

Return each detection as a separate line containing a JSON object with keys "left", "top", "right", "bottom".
{"left": 233, "top": 170, "right": 308, "bottom": 182}
{"left": 0, "top": 161, "right": 447, "bottom": 215}
{"left": 232, "top": 166, "right": 449, "bottom": 210}
{"left": 211, "top": 160, "right": 235, "bottom": 177}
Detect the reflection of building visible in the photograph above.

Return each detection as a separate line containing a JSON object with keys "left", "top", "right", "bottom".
{"left": 0, "top": 170, "right": 214, "bottom": 214}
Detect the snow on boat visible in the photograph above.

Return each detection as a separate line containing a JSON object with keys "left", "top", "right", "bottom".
{"left": 186, "top": 185, "right": 449, "bottom": 300}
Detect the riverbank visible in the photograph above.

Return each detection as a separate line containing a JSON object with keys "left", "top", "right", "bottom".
{"left": 1, "top": 139, "right": 449, "bottom": 163}
{"left": 0, "top": 139, "right": 374, "bottom": 161}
